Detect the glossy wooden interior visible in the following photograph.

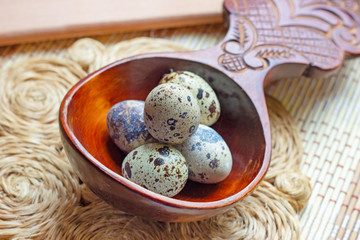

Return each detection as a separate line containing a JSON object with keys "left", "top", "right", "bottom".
{"left": 65, "top": 57, "right": 265, "bottom": 202}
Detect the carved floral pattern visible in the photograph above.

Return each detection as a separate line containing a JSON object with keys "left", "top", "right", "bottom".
{"left": 219, "top": 0, "right": 360, "bottom": 72}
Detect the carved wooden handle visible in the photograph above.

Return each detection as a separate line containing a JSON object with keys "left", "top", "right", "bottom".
{"left": 218, "top": 0, "right": 360, "bottom": 83}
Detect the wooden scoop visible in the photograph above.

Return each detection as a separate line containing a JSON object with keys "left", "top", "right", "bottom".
{"left": 60, "top": 0, "right": 360, "bottom": 222}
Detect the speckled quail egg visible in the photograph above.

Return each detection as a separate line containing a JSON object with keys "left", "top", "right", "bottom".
{"left": 144, "top": 83, "right": 200, "bottom": 144}
{"left": 160, "top": 71, "right": 221, "bottom": 126}
{"left": 176, "top": 124, "right": 232, "bottom": 184}
{"left": 122, "top": 143, "right": 188, "bottom": 197}
{"left": 107, "top": 100, "right": 155, "bottom": 153}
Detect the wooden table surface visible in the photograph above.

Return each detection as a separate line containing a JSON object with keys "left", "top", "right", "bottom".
{"left": 0, "top": 0, "right": 222, "bottom": 45}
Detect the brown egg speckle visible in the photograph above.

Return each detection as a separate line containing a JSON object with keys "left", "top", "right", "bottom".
{"left": 107, "top": 100, "right": 155, "bottom": 153}
{"left": 176, "top": 124, "right": 232, "bottom": 184}
{"left": 160, "top": 71, "right": 221, "bottom": 126}
{"left": 122, "top": 143, "right": 188, "bottom": 197}
{"left": 144, "top": 83, "right": 200, "bottom": 144}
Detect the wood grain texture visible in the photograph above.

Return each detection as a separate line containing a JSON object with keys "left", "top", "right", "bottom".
{"left": 0, "top": 0, "right": 223, "bottom": 46}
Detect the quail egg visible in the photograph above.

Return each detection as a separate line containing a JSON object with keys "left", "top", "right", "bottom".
{"left": 107, "top": 100, "right": 155, "bottom": 153}
{"left": 176, "top": 124, "right": 232, "bottom": 184}
{"left": 160, "top": 71, "right": 221, "bottom": 126}
{"left": 144, "top": 83, "right": 200, "bottom": 144}
{"left": 122, "top": 143, "right": 188, "bottom": 197}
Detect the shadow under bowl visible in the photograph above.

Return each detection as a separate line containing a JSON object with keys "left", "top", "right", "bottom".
{"left": 59, "top": 56, "right": 267, "bottom": 222}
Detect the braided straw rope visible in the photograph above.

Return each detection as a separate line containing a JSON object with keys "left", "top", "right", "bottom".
{"left": 0, "top": 37, "right": 311, "bottom": 239}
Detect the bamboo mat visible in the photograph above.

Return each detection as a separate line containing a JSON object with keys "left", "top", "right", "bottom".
{"left": 0, "top": 24, "right": 359, "bottom": 239}
{"left": 266, "top": 57, "right": 360, "bottom": 240}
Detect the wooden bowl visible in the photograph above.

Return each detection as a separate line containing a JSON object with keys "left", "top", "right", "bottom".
{"left": 59, "top": 55, "right": 269, "bottom": 222}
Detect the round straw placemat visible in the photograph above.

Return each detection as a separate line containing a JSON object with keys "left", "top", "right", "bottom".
{"left": 0, "top": 37, "right": 311, "bottom": 239}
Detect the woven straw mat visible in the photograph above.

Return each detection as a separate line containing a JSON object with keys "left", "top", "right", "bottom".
{"left": 0, "top": 24, "right": 358, "bottom": 240}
